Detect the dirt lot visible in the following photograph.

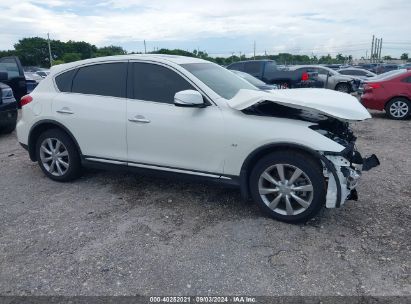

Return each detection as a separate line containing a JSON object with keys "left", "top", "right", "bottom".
{"left": 0, "top": 110, "right": 410, "bottom": 296}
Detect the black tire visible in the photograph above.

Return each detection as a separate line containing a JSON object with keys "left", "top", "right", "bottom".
{"left": 249, "top": 151, "right": 326, "bottom": 223}
{"left": 385, "top": 98, "right": 410, "bottom": 120}
{"left": 0, "top": 122, "right": 16, "bottom": 134}
{"left": 335, "top": 82, "right": 350, "bottom": 93}
{"left": 35, "top": 128, "right": 81, "bottom": 182}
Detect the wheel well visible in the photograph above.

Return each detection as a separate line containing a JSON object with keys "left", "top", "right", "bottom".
{"left": 335, "top": 82, "right": 349, "bottom": 88}
{"left": 239, "top": 144, "right": 322, "bottom": 200}
{"left": 28, "top": 121, "right": 81, "bottom": 161}
{"left": 385, "top": 96, "right": 410, "bottom": 109}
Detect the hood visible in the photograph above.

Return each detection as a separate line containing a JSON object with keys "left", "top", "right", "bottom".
{"left": 227, "top": 88, "right": 371, "bottom": 121}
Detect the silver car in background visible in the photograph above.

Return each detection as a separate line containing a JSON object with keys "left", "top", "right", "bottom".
{"left": 337, "top": 68, "right": 376, "bottom": 80}
{"left": 289, "top": 65, "right": 358, "bottom": 93}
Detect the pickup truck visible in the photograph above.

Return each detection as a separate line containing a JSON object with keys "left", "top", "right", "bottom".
{"left": 226, "top": 60, "right": 320, "bottom": 89}
{"left": 0, "top": 56, "right": 27, "bottom": 134}
{"left": 0, "top": 56, "right": 27, "bottom": 107}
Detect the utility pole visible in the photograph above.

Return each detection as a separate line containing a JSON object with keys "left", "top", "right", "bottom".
{"left": 144, "top": 40, "right": 147, "bottom": 54}
{"left": 379, "top": 38, "right": 383, "bottom": 61}
{"left": 47, "top": 33, "right": 53, "bottom": 67}
{"left": 370, "top": 35, "right": 375, "bottom": 63}
{"left": 375, "top": 38, "right": 379, "bottom": 63}
{"left": 253, "top": 41, "right": 256, "bottom": 60}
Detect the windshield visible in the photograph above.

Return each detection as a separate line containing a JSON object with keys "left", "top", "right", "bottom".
{"left": 181, "top": 62, "right": 257, "bottom": 99}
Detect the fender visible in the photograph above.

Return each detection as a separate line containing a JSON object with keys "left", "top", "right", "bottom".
{"left": 27, "top": 119, "right": 83, "bottom": 161}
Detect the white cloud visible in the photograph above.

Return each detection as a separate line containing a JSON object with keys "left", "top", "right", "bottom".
{"left": 0, "top": 0, "right": 410, "bottom": 57}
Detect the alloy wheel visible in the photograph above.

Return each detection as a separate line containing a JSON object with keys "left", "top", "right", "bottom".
{"left": 40, "top": 138, "right": 70, "bottom": 176}
{"left": 258, "top": 164, "right": 314, "bottom": 216}
{"left": 389, "top": 100, "right": 409, "bottom": 118}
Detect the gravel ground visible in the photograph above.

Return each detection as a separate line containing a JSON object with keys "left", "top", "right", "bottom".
{"left": 0, "top": 110, "right": 410, "bottom": 296}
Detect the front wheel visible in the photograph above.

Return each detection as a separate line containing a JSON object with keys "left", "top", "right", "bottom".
{"left": 385, "top": 98, "right": 410, "bottom": 120}
{"left": 249, "top": 151, "right": 326, "bottom": 223}
{"left": 335, "top": 82, "right": 350, "bottom": 93}
{"left": 35, "top": 129, "right": 81, "bottom": 182}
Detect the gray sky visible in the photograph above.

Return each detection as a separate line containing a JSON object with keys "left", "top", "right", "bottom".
{"left": 1, "top": 0, "right": 410, "bottom": 58}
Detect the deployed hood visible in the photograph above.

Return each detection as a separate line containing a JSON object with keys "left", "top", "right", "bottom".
{"left": 228, "top": 88, "right": 371, "bottom": 121}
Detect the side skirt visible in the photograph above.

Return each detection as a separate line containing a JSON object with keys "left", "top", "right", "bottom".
{"left": 81, "top": 157, "right": 240, "bottom": 188}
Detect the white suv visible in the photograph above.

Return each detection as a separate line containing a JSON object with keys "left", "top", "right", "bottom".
{"left": 17, "top": 55, "right": 379, "bottom": 223}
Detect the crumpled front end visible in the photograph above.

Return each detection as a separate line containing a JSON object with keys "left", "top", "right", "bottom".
{"left": 314, "top": 121, "right": 380, "bottom": 208}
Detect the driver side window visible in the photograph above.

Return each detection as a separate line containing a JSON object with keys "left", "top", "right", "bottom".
{"left": 132, "top": 63, "right": 195, "bottom": 104}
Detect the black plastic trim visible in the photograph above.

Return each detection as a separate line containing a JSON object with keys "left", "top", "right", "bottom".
{"left": 82, "top": 156, "right": 239, "bottom": 187}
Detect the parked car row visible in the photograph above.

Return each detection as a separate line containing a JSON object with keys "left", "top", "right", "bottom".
{"left": 227, "top": 60, "right": 361, "bottom": 93}
{"left": 226, "top": 60, "right": 320, "bottom": 89}
{"left": 227, "top": 60, "right": 411, "bottom": 120}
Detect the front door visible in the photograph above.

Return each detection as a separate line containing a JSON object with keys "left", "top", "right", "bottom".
{"left": 126, "top": 62, "right": 226, "bottom": 175}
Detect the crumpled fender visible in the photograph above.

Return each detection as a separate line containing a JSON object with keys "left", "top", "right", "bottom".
{"left": 227, "top": 88, "right": 371, "bottom": 121}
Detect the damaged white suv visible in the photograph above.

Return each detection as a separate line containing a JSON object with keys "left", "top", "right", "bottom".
{"left": 17, "top": 55, "right": 380, "bottom": 223}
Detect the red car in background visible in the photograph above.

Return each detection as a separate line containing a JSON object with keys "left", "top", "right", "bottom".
{"left": 361, "top": 70, "right": 411, "bottom": 120}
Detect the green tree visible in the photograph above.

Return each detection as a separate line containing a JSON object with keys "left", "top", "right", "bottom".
{"left": 62, "top": 52, "right": 82, "bottom": 63}
{"left": 14, "top": 37, "right": 50, "bottom": 67}
{"left": 95, "top": 45, "right": 127, "bottom": 57}
{"left": 400, "top": 53, "right": 409, "bottom": 60}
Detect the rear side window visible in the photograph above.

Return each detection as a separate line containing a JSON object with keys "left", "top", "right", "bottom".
{"left": 71, "top": 63, "right": 127, "bottom": 98}
{"left": 227, "top": 62, "right": 244, "bottom": 71}
{"left": 244, "top": 62, "right": 261, "bottom": 74}
{"left": 132, "top": 63, "right": 194, "bottom": 104}
{"left": 55, "top": 69, "right": 76, "bottom": 92}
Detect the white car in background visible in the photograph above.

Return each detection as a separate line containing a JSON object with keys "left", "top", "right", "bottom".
{"left": 16, "top": 55, "right": 379, "bottom": 223}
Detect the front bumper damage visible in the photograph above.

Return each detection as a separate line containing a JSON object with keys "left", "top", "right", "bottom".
{"left": 321, "top": 152, "right": 380, "bottom": 208}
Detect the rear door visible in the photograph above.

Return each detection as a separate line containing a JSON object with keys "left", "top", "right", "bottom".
{"left": 0, "top": 56, "right": 27, "bottom": 103}
{"left": 52, "top": 62, "right": 128, "bottom": 161}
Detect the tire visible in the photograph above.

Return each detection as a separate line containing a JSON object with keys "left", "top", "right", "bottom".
{"left": 335, "top": 82, "right": 350, "bottom": 93}
{"left": 385, "top": 98, "right": 410, "bottom": 120}
{"left": 0, "top": 122, "right": 16, "bottom": 134}
{"left": 249, "top": 151, "right": 326, "bottom": 223}
{"left": 35, "top": 128, "right": 81, "bottom": 182}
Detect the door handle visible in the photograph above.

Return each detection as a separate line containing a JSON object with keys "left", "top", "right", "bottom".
{"left": 56, "top": 108, "right": 74, "bottom": 115}
{"left": 128, "top": 115, "right": 151, "bottom": 123}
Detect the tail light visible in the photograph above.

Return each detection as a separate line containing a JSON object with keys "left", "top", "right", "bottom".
{"left": 364, "top": 83, "right": 381, "bottom": 92}
{"left": 20, "top": 95, "right": 33, "bottom": 106}
{"left": 301, "top": 72, "right": 309, "bottom": 81}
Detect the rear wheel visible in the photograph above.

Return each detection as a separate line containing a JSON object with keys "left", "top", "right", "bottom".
{"left": 35, "top": 129, "right": 81, "bottom": 182}
{"left": 385, "top": 98, "right": 410, "bottom": 120}
{"left": 249, "top": 151, "right": 326, "bottom": 223}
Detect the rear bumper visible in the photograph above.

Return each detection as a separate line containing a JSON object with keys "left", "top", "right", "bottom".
{"left": 360, "top": 94, "right": 385, "bottom": 111}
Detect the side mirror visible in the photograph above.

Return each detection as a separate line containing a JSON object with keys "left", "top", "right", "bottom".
{"left": 0, "top": 71, "right": 8, "bottom": 82}
{"left": 174, "top": 90, "right": 205, "bottom": 108}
